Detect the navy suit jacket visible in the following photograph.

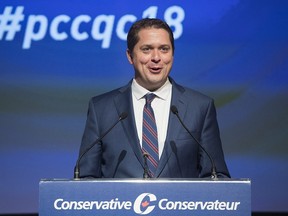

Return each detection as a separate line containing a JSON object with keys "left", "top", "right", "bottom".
{"left": 78, "top": 78, "right": 230, "bottom": 178}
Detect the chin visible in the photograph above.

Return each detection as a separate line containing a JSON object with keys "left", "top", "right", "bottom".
{"left": 147, "top": 80, "right": 165, "bottom": 91}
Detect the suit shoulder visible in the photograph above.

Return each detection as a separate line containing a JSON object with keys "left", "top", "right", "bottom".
{"left": 90, "top": 88, "right": 119, "bottom": 103}
{"left": 186, "top": 88, "right": 212, "bottom": 100}
{"left": 178, "top": 84, "right": 214, "bottom": 104}
{"left": 171, "top": 77, "right": 213, "bottom": 103}
{"left": 89, "top": 82, "right": 131, "bottom": 105}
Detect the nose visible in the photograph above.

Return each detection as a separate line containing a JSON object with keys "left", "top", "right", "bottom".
{"left": 151, "top": 49, "right": 160, "bottom": 62}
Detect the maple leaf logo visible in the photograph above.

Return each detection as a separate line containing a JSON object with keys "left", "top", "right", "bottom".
{"left": 141, "top": 201, "right": 150, "bottom": 208}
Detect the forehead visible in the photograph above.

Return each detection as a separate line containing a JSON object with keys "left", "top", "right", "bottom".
{"left": 136, "top": 28, "right": 171, "bottom": 45}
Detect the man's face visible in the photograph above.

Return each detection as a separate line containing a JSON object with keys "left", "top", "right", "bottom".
{"left": 126, "top": 28, "right": 174, "bottom": 91}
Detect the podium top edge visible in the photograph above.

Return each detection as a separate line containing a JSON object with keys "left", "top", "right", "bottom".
{"left": 39, "top": 178, "right": 251, "bottom": 184}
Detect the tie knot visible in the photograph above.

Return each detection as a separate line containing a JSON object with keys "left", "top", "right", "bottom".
{"left": 145, "top": 93, "right": 156, "bottom": 105}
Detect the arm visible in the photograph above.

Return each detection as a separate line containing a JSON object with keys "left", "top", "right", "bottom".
{"left": 78, "top": 99, "right": 102, "bottom": 178}
{"left": 198, "top": 99, "right": 230, "bottom": 178}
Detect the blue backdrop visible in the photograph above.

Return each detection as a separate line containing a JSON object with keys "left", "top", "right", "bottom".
{"left": 1, "top": 0, "right": 288, "bottom": 213}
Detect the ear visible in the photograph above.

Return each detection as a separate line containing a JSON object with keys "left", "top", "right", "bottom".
{"left": 126, "top": 49, "right": 133, "bottom": 64}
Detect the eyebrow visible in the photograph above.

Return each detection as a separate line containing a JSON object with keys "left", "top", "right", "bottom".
{"left": 140, "top": 44, "right": 171, "bottom": 48}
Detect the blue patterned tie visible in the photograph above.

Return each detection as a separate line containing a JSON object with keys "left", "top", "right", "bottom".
{"left": 142, "top": 93, "right": 159, "bottom": 177}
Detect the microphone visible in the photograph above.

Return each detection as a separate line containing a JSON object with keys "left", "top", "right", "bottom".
{"left": 170, "top": 105, "right": 218, "bottom": 179}
{"left": 112, "top": 150, "right": 127, "bottom": 178}
{"left": 74, "top": 112, "right": 128, "bottom": 179}
{"left": 142, "top": 153, "right": 150, "bottom": 179}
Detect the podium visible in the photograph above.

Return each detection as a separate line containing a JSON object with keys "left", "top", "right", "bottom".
{"left": 39, "top": 178, "right": 251, "bottom": 216}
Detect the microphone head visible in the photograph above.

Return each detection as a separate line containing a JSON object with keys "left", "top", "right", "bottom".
{"left": 170, "top": 105, "right": 178, "bottom": 114}
{"left": 143, "top": 152, "right": 149, "bottom": 158}
{"left": 119, "top": 112, "right": 128, "bottom": 120}
{"left": 170, "top": 141, "right": 177, "bottom": 154}
{"left": 119, "top": 150, "right": 127, "bottom": 161}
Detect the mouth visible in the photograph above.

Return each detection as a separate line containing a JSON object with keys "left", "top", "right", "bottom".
{"left": 149, "top": 66, "right": 162, "bottom": 73}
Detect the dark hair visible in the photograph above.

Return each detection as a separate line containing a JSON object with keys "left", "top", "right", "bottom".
{"left": 127, "top": 18, "right": 174, "bottom": 54}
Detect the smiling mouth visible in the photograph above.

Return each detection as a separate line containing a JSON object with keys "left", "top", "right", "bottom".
{"left": 149, "top": 67, "right": 162, "bottom": 73}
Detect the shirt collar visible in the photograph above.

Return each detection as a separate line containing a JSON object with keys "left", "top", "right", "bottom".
{"left": 132, "top": 78, "right": 172, "bottom": 101}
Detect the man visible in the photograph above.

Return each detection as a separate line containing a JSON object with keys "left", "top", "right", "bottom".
{"left": 77, "top": 18, "right": 230, "bottom": 178}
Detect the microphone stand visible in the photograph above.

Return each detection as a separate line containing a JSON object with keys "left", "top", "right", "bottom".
{"left": 143, "top": 153, "right": 150, "bottom": 179}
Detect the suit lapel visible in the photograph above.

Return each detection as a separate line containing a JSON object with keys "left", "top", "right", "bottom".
{"left": 113, "top": 82, "right": 145, "bottom": 168}
{"left": 155, "top": 79, "right": 187, "bottom": 177}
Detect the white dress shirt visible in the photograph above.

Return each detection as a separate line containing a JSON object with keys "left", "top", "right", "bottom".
{"left": 131, "top": 78, "right": 172, "bottom": 159}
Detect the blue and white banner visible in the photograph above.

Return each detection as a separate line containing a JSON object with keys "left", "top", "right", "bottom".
{"left": 39, "top": 179, "right": 251, "bottom": 216}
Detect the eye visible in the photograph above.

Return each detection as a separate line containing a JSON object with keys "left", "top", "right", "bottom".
{"left": 141, "top": 47, "right": 150, "bottom": 53}
{"left": 160, "top": 46, "right": 170, "bottom": 53}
